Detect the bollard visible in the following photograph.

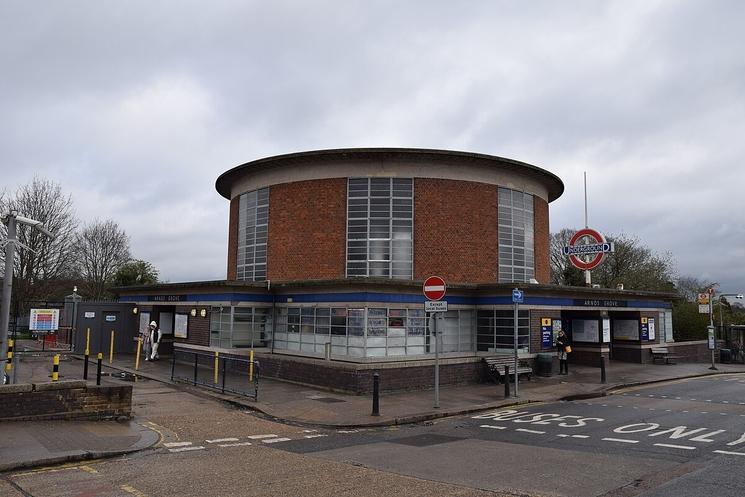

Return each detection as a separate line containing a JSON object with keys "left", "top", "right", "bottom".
{"left": 96, "top": 352, "right": 103, "bottom": 386}
{"left": 135, "top": 337, "right": 142, "bottom": 371}
{"left": 109, "top": 330, "right": 115, "bottom": 365}
{"left": 214, "top": 351, "right": 220, "bottom": 384}
{"left": 52, "top": 354, "right": 60, "bottom": 381}
{"left": 83, "top": 328, "right": 90, "bottom": 380}
{"left": 504, "top": 365, "right": 510, "bottom": 398}
{"left": 600, "top": 355, "right": 606, "bottom": 384}
{"left": 6, "top": 339, "right": 13, "bottom": 375}
{"left": 371, "top": 372, "right": 380, "bottom": 416}
{"left": 249, "top": 350, "right": 254, "bottom": 382}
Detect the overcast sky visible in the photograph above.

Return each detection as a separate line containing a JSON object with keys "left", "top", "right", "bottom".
{"left": 1, "top": 1, "right": 744, "bottom": 292}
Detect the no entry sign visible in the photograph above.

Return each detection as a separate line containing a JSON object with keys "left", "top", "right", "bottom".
{"left": 423, "top": 276, "right": 446, "bottom": 301}
{"left": 562, "top": 228, "right": 614, "bottom": 271}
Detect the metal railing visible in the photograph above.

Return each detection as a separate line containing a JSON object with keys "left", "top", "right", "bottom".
{"left": 170, "top": 347, "right": 259, "bottom": 400}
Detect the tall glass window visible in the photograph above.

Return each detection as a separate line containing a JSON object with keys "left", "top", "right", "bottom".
{"left": 498, "top": 188, "right": 534, "bottom": 283}
{"left": 237, "top": 188, "right": 269, "bottom": 281}
{"left": 210, "top": 306, "right": 273, "bottom": 349}
{"left": 347, "top": 178, "right": 413, "bottom": 279}
{"left": 477, "top": 309, "right": 530, "bottom": 353}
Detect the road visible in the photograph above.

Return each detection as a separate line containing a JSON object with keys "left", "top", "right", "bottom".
{"left": 2, "top": 374, "right": 745, "bottom": 496}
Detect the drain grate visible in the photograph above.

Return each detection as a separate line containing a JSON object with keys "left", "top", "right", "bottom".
{"left": 390, "top": 434, "right": 466, "bottom": 447}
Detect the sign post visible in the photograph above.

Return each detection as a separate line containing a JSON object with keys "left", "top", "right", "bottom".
{"left": 708, "top": 288, "right": 717, "bottom": 370}
{"left": 423, "top": 276, "right": 446, "bottom": 409}
{"left": 512, "top": 288, "right": 523, "bottom": 397}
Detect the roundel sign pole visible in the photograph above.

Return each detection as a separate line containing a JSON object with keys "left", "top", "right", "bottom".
{"left": 423, "top": 276, "right": 446, "bottom": 409}
{"left": 562, "top": 228, "right": 614, "bottom": 286}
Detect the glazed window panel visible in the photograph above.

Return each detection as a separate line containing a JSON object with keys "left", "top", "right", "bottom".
{"left": 498, "top": 188, "right": 535, "bottom": 283}
{"left": 347, "top": 178, "right": 413, "bottom": 279}
{"left": 236, "top": 187, "right": 269, "bottom": 282}
{"left": 476, "top": 309, "right": 530, "bottom": 353}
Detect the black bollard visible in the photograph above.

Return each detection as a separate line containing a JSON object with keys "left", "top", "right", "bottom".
{"left": 96, "top": 353, "right": 103, "bottom": 386}
{"left": 83, "top": 351, "right": 89, "bottom": 380}
{"left": 504, "top": 365, "right": 510, "bottom": 398}
{"left": 372, "top": 372, "right": 380, "bottom": 416}
{"left": 600, "top": 355, "right": 606, "bottom": 384}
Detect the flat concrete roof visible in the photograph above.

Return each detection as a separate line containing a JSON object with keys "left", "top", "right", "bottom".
{"left": 215, "top": 148, "right": 565, "bottom": 202}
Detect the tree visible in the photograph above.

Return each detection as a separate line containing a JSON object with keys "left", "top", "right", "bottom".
{"left": 550, "top": 230, "right": 676, "bottom": 292}
{"left": 112, "top": 259, "right": 159, "bottom": 287}
{"left": 73, "top": 220, "right": 130, "bottom": 299}
{"left": 0, "top": 178, "right": 78, "bottom": 307}
{"left": 674, "top": 275, "right": 717, "bottom": 302}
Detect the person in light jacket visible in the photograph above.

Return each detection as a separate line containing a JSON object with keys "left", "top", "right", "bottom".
{"left": 557, "top": 330, "right": 571, "bottom": 375}
{"left": 149, "top": 321, "right": 162, "bottom": 361}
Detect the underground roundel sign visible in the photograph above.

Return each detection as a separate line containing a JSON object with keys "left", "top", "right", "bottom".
{"left": 423, "top": 276, "right": 446, "bottom": 301}
{"left": 562, "top": 228, "right": 614, "bottom": 271}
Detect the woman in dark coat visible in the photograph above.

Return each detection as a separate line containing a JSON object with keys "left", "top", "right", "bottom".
{"left": 557, "top": 330, "right": 571, "bottom": 375}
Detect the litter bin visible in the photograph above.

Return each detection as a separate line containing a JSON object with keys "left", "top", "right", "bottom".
{"left": 536, "top": 353, "right": 554, "bottom": 376}
{"left": 720, "top": 348, "right": 732, "bottom": 364}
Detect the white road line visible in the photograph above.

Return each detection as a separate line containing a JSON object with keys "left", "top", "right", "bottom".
{"left": 739, "top": 403, "right": 745, "bottom": 405}
{"left": 603, "top": 438, "right": 639, "bottom": 444}
{"left": 206, "top": 438, "right": 239, "bottom": 443}
{"left": 304, "top": 434, "right": 328, "bottom": 439}
{"left": 168, "top": 446, "right": 205, "bottom": 453}
{"left": 720, "top": 413, "right": 728, "bottom": 415}
{"left": 571, "top": 435, "right": 590, "bottom": 439}
{"left": 337, "top": 430, "right": 359, "bottom": 434}
{"left": 516, "top": 429, "right": 546, "bottom": 434}
{"left": 706, "top": 400, "right": 713, "bottom": 402}
{"left": 480, "top": 425, "right": 507, "bottom": 430}
{"left": 714, "top": 450, "right": 745, "bottom": 457}
{"left": 601, "top": 404, "right": 608, "bottom": 407}
{"left": 723, "top": 401, "right": 729, "bottom": 404}
{"left": 302, "top": 430, "right": 318, "bottom": 433}
{"left": 682, "top": 411, "right": 689, "bottom": 413}
{"left": 557, "top": 434, "right": 570, "bottom": 438}
{"left": 654, "top": 443, "right": 696, "bottom": 450}
{"left": 218, "top": 442, "right": 253, "bottom": 447}
{"left": 701, "top": 412, "right": 708, "bottom": 414}
{"left": 163, "top": 442, "right": 192, "bottom": 448}
{"left": 617, "top": 406, "right": 624, "bottom": 408}
{"left": 262, "top": 437, "right": 291, "bottom": 444}
{"left": 661, "top": 395, "right": 668, "bottom": 398}
{"left": 690, "top": 398, "right": 697, "bottom": 401}
{"left": 649, "top": 408, "right": 656, "bottom": 411}
{"left": 665, "top": 409, "right": 672, "bottom": 412}
{"left": 247, "top": 434, "right": 278, "bottom": 439}
{"left": 675, "top": 397, "right": 681, "bottom": 400}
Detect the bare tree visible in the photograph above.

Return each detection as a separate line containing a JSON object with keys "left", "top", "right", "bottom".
{"left": 0, "top": 178, "right": 78, "bottom": 305}
{"left": 74, "top": 219, "right": 131, "bottom": 299}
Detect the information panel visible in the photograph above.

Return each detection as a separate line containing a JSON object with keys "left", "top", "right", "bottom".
{"left": 29, "top": 309, "right": 60, "bottom": 331}
{"left": 572, "top": 319, "right": 599, "bottom": 343}
{"left": 614, "top": 319, "right": 640, "bottom": 341}
{"left": 174, "top": 313, "right": 188, "bottom": 339}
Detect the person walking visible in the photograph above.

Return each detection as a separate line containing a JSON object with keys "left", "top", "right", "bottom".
{"left": 149, "top": 321, "right": 162, "bottom": 361}
{"left": 557, "top": 330, "right": 571, "bottom": 375}
{"left": 141, "top": 323, "right": 152, "bottom": 362}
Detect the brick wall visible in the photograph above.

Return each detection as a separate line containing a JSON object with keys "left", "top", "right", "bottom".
{"left": 227, "top": 196, "right": 239, "bottom": 280}
{"left": 414, "top": 179, "right": 498, "bottom": 283}
{"left": 0, "top": 381, "right": 132, "bottom": 421}
{"left": 266, "top": 178, "right": 347, "bottom": 281}
{"left": 534, "top": 197, "right": 550, "bottom": 284}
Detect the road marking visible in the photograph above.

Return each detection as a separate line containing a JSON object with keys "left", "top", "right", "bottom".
{"left": 706, "top": 400, "right": 712, "bottom": 403}
{"left": 480, "top": 425, "right": 507, "bottom": 430}
{"left": 661, "top": 395, "right": 668, "bottom": 398}
{"left": 723, "top": 401, "right": 729, "bottom": 404}
{"left": 304, "top": 434, "right": 328, "bottom": 439}
{"left": 617, "top": 406, "right": 624, "bottom": 408}
{"left": 338, "top": 430, "right": 359, "bottom": 434}
{"left": 700, "top": 412, "right": 708, "bottom": 414}
{"left": 168, "top": 446, "right": 205, "bottom": 453}
{"left": 571, "top": 435, "right": 590, "bottom": 439}
{"left": 690, "top": 398, "right": 696, "bottom": 401}
{"left": 206, "top": 438, "right": 239, "bottom": 443}
{"left": 682, "top": 411, "right": 689, "bottom": 413}
{"left": 121, "top": 484, "right": 149, "bottom": 497}
{"left": 516, "top": 429, "right": 546, "bottom": 434}
{"left": 302, "top": 429, "right": 318, "bottom": 433}
{"left": 247, "top": 434, "right": 278, "bottom": 439}
{"left": 675, "top": 397, "right": 681, "bottom": 400}
{"left": 714, "top": 450, "right": 745, "bottom": 457}
{"left": 163, "top": 442, "right": 192, "bottom": 448}
{"left": 262, "top": 437, "right": 291, "bottom": 444}
{"left": 654, "top": 443, "right": 696, "bottom": 450}
{"left": 720, "top": 413, "right": 728, "bottom": 416}
{"left": 603, "top": 438, "right": 639, "bottom": 444}
{"left": 218, "top": 441, "right": 253, "bottom": 447}
{"left": 665, "top": 409, "right": 672, "bottom": 412}
{"left": 557, "top": 434, "right": 570, "bottom": 438}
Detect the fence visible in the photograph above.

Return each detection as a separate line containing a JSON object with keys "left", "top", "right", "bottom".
{"left": 170, "top": 347, "right": 259, "bottom": 400}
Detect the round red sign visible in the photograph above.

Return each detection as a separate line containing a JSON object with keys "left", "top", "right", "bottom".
{"left": 566, "top": 228, "right": 610, "bottom": 271}
{"left": 423, "top": 276, "right": 446, "bottom": 301}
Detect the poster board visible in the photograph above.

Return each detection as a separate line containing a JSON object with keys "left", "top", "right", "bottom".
{"left": 29, "top": 309, "right": 60, "bottom": 331}
{"left": 602, "top": 318, "right": 611, "bottom": 343}
{"left": 572, "top": 319, "right": 599, "bottom": 343}
{"left": 174, "top": 313, "right": 188, "bottom": 339}
{"left": 648, "top": 318, "right": 656, "bottom": 341}
{"left": 614, "top": 319, "right": 640, "bottom": 340}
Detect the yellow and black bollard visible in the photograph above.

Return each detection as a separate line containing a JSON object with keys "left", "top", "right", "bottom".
{"left": 249, "top": 350, "right": 254, "bottom": 382}
{"left": 5, "top": 339, "right": 13, "bottom": 375}
{"left": 135, "top": 337, "right": 142, "bottom": 370}
{"left": 52, "top": 354, "right": 60, "bottom": 381}
{"left": 83, "top": 328, "right": 91, "bottom": 380}
{"left": 109, "top": 330, "right": 115, "bottom": 365}
{"left": 214, "top": 351, "right": 219, "bottom": 384}
{"left": 96, "top": 352, "right": 103, "bottom": 385}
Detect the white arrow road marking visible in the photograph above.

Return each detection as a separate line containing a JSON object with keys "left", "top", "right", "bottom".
{"left": 603, "top": 438, "right": 639, "bottom": 444}
{"left": 163, "top": 442, "right": 192, "bottom": 448}
{"left": 206, "top": 438, "right": 239, "bottom": 443}
{"left": 169, "top": 446, "right": 205, "bottom": 453}
{"left": 262, "top": 437, "right": 291, "bottom": 444}
{"left": 654, "top": 444, "right": 696, "bottom": 450}
{"left": 248, "top": 434, "right": 278, "bottom": 439}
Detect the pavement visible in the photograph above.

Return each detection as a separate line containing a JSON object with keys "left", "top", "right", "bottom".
{"left": 4, "top": 344, "right": 745, "bottom": 473}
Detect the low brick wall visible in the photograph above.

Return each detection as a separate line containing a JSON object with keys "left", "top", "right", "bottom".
{"left": 0, "top": 380, "right": 132, "bottom": 421}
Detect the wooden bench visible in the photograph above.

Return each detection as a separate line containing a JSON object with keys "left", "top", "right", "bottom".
{"left": 651, "top": 347, "right": 682, "bottom": 365}
{"left": 483, "top": 356, "right": 533, "bottom": 383}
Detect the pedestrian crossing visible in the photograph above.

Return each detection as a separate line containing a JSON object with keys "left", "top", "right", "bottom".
{"left": 162, "top": 429, "right": 340, "bottom": 453}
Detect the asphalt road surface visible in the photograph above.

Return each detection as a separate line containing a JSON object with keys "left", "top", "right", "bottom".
{"left": 2, "top": 374, "right": 744, "bottom": 496}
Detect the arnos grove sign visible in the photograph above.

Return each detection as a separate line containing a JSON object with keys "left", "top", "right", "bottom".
{"left": 563, "top": 228, "right": 614, "bottom": 271}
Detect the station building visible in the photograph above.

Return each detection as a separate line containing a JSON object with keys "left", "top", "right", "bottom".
{"left": 117, "top": 148, "right": 681, "bottom": 392}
